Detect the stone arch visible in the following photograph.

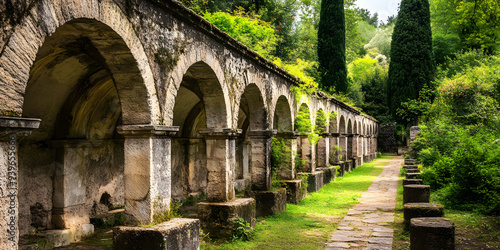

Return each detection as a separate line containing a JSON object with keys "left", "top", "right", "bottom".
{"left": 315, "top": 109, "right": 327, "bottom": 134}
{"left": 237, "top": 83, "right": 268, "bottom": 132}
{"left": 339, "top": 115, "right": 346, "bottom": 134}
{"left": 0, "top": 1, "right": 158, "bottom": 123}
{"left": 347, "top": 119, "right": 353, "bottom": 134}
{"left": 170, "top": 61, "right": 230, "bottom": 201}
{"left": 165, "top": 42, "right": 230, "bottom": 128}
{"left": 13, "top": 14, "right": 156, "bottom": 238}
{"left": 273, "top": 95, "right": 293, "bottom": 132}
{"left": 353, "top": 120, "right": 358, "bottom": 134}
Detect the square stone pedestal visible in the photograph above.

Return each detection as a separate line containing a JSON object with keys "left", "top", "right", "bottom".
{"left": 282, "top": 179, "right": 307, "bottom": 204}
{"left": 317, "top": 166, "right": 336, "bottom": 184}
{"left": 113, "top": 218, "right": 200, "bottom": 249}
{"left": 305, "top": 171, "right": 324, "bottom": 193}
{"left": 245, "top": 188, "right": 287, "bottom": 217}
{"left": 197, "top": 198, "right": 256, "bottom": 238}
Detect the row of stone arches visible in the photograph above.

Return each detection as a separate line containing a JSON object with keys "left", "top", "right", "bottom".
{"left": 0, "top": 0, "right": 378, "bottom": 246}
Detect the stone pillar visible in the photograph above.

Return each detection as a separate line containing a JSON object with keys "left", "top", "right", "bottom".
{"left": 247, "top": 130, "right": 276, "bottom": 191}
{"left": 316, "top": 133, "right": 330, "bottom": 168}
{"left": 339, "top": 134, "right": 347, "bottom": 163}
{"left": 198, "top": 128, "right": 240, "bottom": 202}
{"left": 117, "top": 125, "right": 179, "bottom": 225}
{"left": 358, "top": 135, "right": 364, "bottom": 166}
{"left": 329, "top": 133, "right": 340, "bottom": 164}
{"left": 298, "top": 135, "right": 316, "bottom": 172}
{"left": 50, "top": 140, "right": 93, "bottom": 234}
{"left": 0, "top": 117, "right": 40, "bottom": 249}
{"left": 275, "top": 132, "right": 299, "bottom": 180}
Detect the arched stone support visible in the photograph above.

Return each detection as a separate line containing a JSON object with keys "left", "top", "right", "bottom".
{"left": 198, "top": 128, "right": 240, "bottom": 202}
{"left": 316, "top": 134, "right": 330, "bottom": 168}
{"left": 276, "top": 132, "right": 299, "bottom": 180}
{"left": 117, "top": 125, "right": 179, "bottom": 225}
{"left": 248, "top": 130, "right": 276, "bottom": 191}
{"left": 0, "top": 117, "right": 40, "bottom": 249}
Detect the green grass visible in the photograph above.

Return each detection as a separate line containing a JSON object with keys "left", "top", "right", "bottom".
{"left": 201, "top": 154, "right": 396, "bottom": 249}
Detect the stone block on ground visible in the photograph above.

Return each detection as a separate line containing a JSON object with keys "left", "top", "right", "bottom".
{"left": 282, "top": 179, "right": 307, "bottom": 204}
{"left": 245, "top": 188, "right": 286, "bottom": 217}
{"left": 304, "top": 171, "right": 324, "bottom": 193}
{"left": 410, "top": 217, "right": 454, "bottom": 250}
{"left": 406, "top": 173, "right": 421, "bottom": 179}
{"left": 113, "top": 218, "right": 200, "bottom": 250}
{"left": 406, "top": 169, "right": 420, "bottom": 174}
{"left": 318, "top": 166, "right": 335, "bottom": 184}
{"left": 404, "top": 164, "right": 418, "bottom": 169}
{"left": 404, "top": 159, "right": 417, "bottom": 165}
{"left": 403, "top": 179, "right": 423, "bottom": 186}
{"left": 403, "top": 185, "right": 430, "bottom": 204}
{"left": 36, "top": 229, "right": 72, "bottom": 248}
{"left": 197, "top": 198, "right": 256, "bottom": 238}
{"left": 404, "top": 203, "right": 444, "bottom": 226}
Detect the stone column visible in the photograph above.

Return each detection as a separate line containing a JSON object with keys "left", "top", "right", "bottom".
{"left": 316, "top": 133, "right": 330, "bottom": 168}
{"left": 329, "top": 133, "right": 340, "bottom": 164}
{"left": 359, "top": 135, "right": 364, "bottom": 166}
{"left": 276, "top": 131, "right": 299, "bottom": 180}
{"left": 117, "top": 125, "right": 179, "bottom": 225}
{"left": 0, "top": 117, "right": 40, "bottom": 249}
{"left": 339, "top": 134, "right": 347, "bottom": 162}
{"left": 298, "top": 135, "right": 316, "bottom": 173}
{"left": 198, "top": 128, "right": 241, "bottom": 202}
{"left": 351, "top": 134, "right": 359, "bottom": 167}
{"left": 247, "top": 130, "right": 276, "bottom": 191}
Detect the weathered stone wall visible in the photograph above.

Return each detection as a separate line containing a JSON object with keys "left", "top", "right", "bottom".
{"left": 0, "top": 0, "right": 380, "bottom": 247}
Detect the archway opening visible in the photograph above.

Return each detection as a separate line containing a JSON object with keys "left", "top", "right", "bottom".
{"left": 171, "top": 61, "right": 227, "bottom": 203}
{"left": 19, "top": 19, "right": 150, "bottom": 239}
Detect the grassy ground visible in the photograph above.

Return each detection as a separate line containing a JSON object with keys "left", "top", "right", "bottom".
{"left": 391, "top": 168, "right": 500, "bottom": 250}
{"left": 201, "top": 154, "right": 395, "bottom": 249}
{"left": 46, "top": 155, "right": 395, "bottom": 249}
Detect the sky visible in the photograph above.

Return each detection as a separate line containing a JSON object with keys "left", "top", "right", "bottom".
{"left": 355, "top": 0, "right": 401, "bottom": 25}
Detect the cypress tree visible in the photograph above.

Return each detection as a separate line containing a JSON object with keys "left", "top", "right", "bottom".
{"left": 387, "top": 0, "right": 435, "bottom": 125}
{"left": 318, "top": 0, "right": 347, "bottom": 93}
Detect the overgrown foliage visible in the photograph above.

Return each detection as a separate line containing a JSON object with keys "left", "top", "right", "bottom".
{"left": 412, "top": 51, "right": 500, "bottom": 215}
{"left": 203, "top": 9, "right": 278, "bottom": 59}
{"left": 387, "top": 0, "right": 435, "bottom": 126}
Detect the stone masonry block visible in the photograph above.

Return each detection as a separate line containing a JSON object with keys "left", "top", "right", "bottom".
{"left": 245, "top": 188, "right": 286, "bottom": 217}
{"left": 113, "top": 218, "right": 200, "bottom": 250}
{"left": 406, "top": 173, "right": 421, "bottom": 179}
{"left": 403, "top": 179, "right": 423, "bottom": 186}
{"left": 404, "top": 203, "right": 444, "bottom": 226}
{"left": 282, "top": 179, "right": 307, "bottom": 204}
{"left": 403, "top": 185, "right": 430, "bottom": 204}
{"left": 197, "top": 198, "right": 255, "bottom": 238}
{"left": 305, "top": 171, "right": 324, "bottom": 193}
{"left": 410, "top": 217, "right": 454, "bottom": 250}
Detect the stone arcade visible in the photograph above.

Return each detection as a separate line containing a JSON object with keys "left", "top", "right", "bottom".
{"left": 0, "top": 0, "right": 378, "bottom": 248}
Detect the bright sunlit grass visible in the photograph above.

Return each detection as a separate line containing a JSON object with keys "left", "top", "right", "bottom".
{"left": 202, "top": 154, "right": 396, "bottom": 249}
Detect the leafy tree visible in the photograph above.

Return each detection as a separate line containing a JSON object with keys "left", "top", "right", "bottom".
{"left": 358, "top": 8, "right": 379, "bottom": 27}
{"left": 318, "top": 0, "right": 347, "bottom": 93}
{"left": 387, "top": 0, "right": 435, "bottom": 125}
{"left": 364, "top": 24, "right": 394, "bottom": 57}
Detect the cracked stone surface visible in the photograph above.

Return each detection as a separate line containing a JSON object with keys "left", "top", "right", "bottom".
{"left": 325, "top": 157, "right": 402, "bottom": 250}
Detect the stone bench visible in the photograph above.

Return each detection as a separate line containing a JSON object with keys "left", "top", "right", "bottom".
{"left": 406, "top": 172, "right": 421, "bottom": 179}
{"left": 404, "top": 203, "right": 444, "bottom": 226}
{"left": 113, "top": 218, "right": 200, "bottom": 249}
{"left": 403, "top": 179, "right": 423, "bottom": 186}
{"left": 410, "top": 217, "right": 455, "bottom": 250}
{"left": 403, "top": 184, "right": 430, "bottom": 204}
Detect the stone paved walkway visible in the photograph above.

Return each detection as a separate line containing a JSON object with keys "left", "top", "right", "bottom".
{"left": 325, "top": 157, "right": 402, "bottom": 250}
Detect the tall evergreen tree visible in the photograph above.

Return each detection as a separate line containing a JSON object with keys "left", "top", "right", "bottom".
{"left": 387, "top": 0, "right": 435, "bottom": 125}
{"left": 318, "top": 0, "right": 347, "bottom": 93}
